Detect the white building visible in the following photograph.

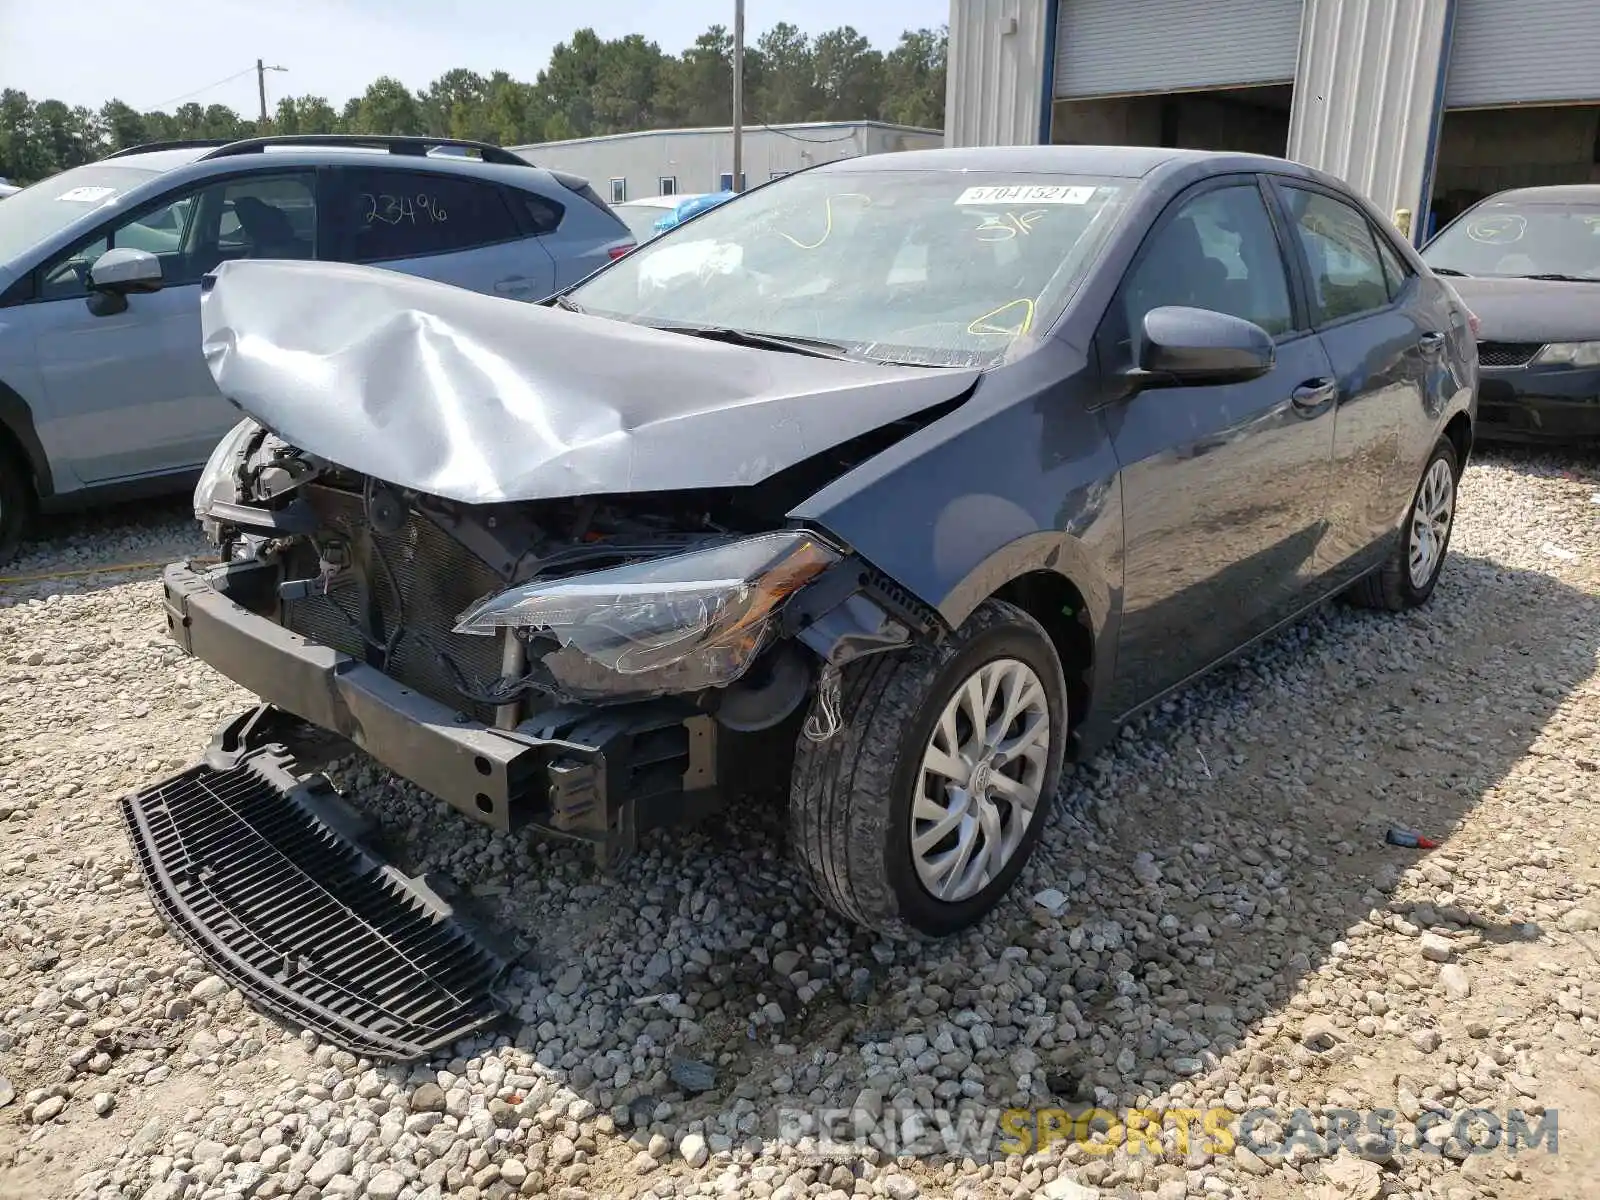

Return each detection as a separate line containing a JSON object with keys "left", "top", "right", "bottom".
{"left": 944, "top": 0, "right": 1600, "bottom": 242}
{"left": 510, "top": 121, "right": 944, "bottom": 204}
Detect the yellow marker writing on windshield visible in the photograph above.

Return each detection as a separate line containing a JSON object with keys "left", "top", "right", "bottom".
{"left": 974, "top": 209, "right": 1047, "bottom": 241}
{"left": 968, "top": 298, "right": 1035, "bottom": 338}
{"left": 779, "top": 193, "right": 870, "bottom": 250}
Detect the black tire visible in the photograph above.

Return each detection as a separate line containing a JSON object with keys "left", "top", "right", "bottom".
{"left": 1347, "top": 436, "right": 1459, "bottom": 611}
{"left": 789, "top": 599, "right": 1069, "bottom": 938}
{"left": 0, "top": 443, "right": 32, "bottom": 568}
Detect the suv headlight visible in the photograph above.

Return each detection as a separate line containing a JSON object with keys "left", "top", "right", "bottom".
{"left": 453, "top": 530, "right": 841, "bottom": 701}
{"left": 1534, "top": 341, "right": 1600, "bottom": 368}
{"left": 193, "top": 417, "right": 260, "bottom": 518}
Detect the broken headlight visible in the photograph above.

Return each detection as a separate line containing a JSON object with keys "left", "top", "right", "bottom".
{"left": 193, "top": 417, "right": 259, "bottom": 518}
{"left": 453, "top": 530, "right": 840, "bottom": 701}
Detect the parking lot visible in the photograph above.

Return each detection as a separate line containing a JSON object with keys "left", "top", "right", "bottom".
{"left": 0, "top": 445, "right": 1592, "bottom": 1200}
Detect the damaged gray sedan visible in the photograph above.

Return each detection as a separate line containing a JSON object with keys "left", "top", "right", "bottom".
{"left": 141, "top": 146, "right": 1476, "bottom": 1033}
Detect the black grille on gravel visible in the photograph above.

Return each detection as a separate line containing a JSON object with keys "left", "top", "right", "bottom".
{"left": 122, "top": 747, "right": 508, "bottom": 1060}
{"left": 1476, "top": 341, "right": 1543, "bottom": 368}
{"left": 281, "top": 487, "right": 506, "bottom": 722}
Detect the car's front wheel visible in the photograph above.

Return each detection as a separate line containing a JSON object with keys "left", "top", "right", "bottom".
{"left": 1348, "top": 435, "right": 1460, "bottom": 611}
{"left": 789, "top": 599, "right": 1068, "bottom": 938}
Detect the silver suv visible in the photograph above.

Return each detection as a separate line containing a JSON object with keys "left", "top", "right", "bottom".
{"left": 0, "top": 135, "right": 634, "bottom": 562}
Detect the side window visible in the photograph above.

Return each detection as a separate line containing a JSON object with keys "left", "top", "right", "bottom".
{"left": 517, "top": 192, "right": 564, "bottom": 236}
{"left": 195, "top": 174, "right": 316, "bottom": 275}
{"left": 1280, "top": 187, "right": 1392, "bottom": 322}
{"left": 1373, "top": 229, "right": 1411, "bottom": 299}
{"left": 338, "top": 169, "right": 522, "bottom": 263}
{"left": 609, "top": 178, "right": 627, "bottom": 204}
{"left": 1121, "top": 183, "right": 1294, "bottom": 348}
{"left": 37, "top": 194, "right": 195, "bottom": 301}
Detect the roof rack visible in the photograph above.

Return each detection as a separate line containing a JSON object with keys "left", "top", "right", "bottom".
{"left": 195, "top": 134, "right": 530, "bottom": 166}
{"left": 104, "top": 139, "right": 236, "bottom": 160}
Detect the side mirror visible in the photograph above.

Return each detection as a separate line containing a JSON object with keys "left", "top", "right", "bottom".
{"left": 86, "top": 248, "right": 163, "bottom": 316}
{"left": 1134, "top": 305, "right": 1275, "bottom": 386}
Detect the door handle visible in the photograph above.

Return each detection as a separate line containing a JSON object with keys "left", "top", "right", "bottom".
{"left": 493, "top": 276, "right": 533, "bottom": 295}
{"left": 1418, "top": 330, "right": 1446, "bottom": 352}
{"left": 1291, "top": 378, "right": 1338, "bottom": 410}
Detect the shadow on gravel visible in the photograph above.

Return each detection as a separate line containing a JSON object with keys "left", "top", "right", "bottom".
{"left": 280, "top": 543, "right": 1600, "bottom": 1178}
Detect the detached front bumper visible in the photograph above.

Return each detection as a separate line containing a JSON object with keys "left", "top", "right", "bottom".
{"left": 161, "top": 561, "right": 719, "bottom": 857}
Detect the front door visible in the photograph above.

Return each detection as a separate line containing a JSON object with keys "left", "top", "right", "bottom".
{"left": 1099, "top": 176, "right": 1339, "bottom": 715}
{"left": 27, "top": 169, "right": 318, "bottom": 484}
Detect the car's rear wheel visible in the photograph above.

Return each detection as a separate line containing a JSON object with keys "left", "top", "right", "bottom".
{"left": 789, "top": 599, "right": 1068, "bottom": 938}
{"left": 1347, "top": 436, "right": 1459, "bottom": 611}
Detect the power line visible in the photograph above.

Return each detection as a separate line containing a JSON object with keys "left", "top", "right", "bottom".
{"left": 145, "top": 67, "right": 257, "bottom": 112}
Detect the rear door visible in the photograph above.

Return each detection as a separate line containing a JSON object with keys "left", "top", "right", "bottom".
{"left": 1269, "top": 180, "right": 1441, "bottom": 578}
{"left": 325, "top": 165, "right": 557, "bottom": 301}
{"left": 1100, "top": 174, "right": 1340, "bottom": 715}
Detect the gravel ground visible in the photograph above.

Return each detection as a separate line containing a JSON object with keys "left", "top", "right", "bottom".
{"left": 2, "top": 449, "right": 1599, "bottom": 1200}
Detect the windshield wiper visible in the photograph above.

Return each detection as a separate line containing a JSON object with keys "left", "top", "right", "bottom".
{"left": 1513, "top": 272, "right": 1599, "bottom": 282}
{"left": 550, "top": 293, "right": 585, "bottom": 313}
{"left": 650, "top": 323, "right": 854, "bottom": 359}
{"left": 1429, "top": 266, "right": 1471, "bottom": 277}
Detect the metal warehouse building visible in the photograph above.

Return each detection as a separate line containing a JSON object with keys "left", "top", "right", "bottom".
{"left": 946, "top": 0, "right": 1600, "bottom": 242}
{"left": 510, "top": 121, "right": 943, "bottom": 205}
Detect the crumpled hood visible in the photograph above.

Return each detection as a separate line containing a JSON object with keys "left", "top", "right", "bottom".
{"left": 199, "top": 259, "right": 980, "bottom": 504}
{"left": 1448, "top": 276, "right": 1600, "bottom": 343}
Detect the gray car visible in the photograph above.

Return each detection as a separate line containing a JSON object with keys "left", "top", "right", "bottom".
{"left": 0, "top": 135, "right": 634, "bottom": 562}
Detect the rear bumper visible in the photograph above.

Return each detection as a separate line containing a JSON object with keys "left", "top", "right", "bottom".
{"left": 162, "top": 561, "right": 718, "bottom": 851}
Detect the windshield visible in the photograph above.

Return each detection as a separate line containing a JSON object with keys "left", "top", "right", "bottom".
{"left": 1422, "top": 199, "right": 1600, "bottom": 280}
{"left": 0, "top": 163, "right": 163, "bottom": 266}
{"left": 613, "top": 203, "right": 670, "bottom": 243}
{"left": 568, "top": 170, "right": 1131, "bottom": 366}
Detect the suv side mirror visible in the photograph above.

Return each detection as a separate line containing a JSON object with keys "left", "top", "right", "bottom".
{"left": 86, "top": 248, "right": 164, "bottom": 317}
{"left": 1134, "top": 305, "right": 1275, "bottom": 386}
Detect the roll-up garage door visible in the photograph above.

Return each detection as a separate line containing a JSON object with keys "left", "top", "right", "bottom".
{"left": 1445, "top": 0, "right": 1600, "bottom": 108}
{"left": 1054, "top": 0, "right": 1305, "bottom": 99}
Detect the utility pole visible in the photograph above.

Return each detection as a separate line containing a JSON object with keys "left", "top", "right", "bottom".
{"left": 731, "top": 0, "right": 744, "bottom": 192}
{"left": 256, "top": 59, "right": 288, "bottom": 126}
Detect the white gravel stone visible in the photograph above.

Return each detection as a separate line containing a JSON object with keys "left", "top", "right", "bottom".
{"left": 2, "top": 452, "right": 1599, "bottom": 1199}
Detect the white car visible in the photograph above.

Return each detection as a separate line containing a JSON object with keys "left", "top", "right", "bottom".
{"left": 611, "top": 194, "right": 709, "bottom": 243}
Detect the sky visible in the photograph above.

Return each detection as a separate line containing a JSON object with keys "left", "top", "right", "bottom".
{"left": 0, "top": 0, "right": 948, "bottom": 116}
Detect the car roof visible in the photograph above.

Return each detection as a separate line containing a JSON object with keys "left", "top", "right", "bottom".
{"left": 1476, "top": 184, "right": 1600, "bottom": 205}
{"left": 813, "top": 144, "right": 1304, "bottom": 179}
{"left": 101, "top": 143, "right": 553, "bottom": 189}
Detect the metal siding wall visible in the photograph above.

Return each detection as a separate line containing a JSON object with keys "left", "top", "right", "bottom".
{"left": 945, "top": 0, "right": 1050, "bottom": 146}
{"left": 1054, "top": 0, "right": 1304, "bottom": 98}
{"left": 1287, "top": 0, "right": 1450, "bottom": 240}
{"left": 1446, "top": 0, "right": 1600, "bottom": 108}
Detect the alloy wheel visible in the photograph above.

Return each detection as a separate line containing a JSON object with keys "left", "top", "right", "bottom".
{"left": 912, "top": 657, "right": 1051, "bottom": 903}
{"left": 1408, "top": 457, "right": 1456, "bottom": 589}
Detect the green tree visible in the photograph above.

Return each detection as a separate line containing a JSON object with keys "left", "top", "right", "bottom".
{"left": 99, "top": 99, "right": 148, "bottom": 151}
{"left": 536, "top": 29, "right": 608, "bottom": 137}
{"left": 274, "top": 95, "right": 341, "bottom": 135}
{"left": 813, "top": 26, "right": 884, "bottom": 121}
{"left": 354, "top": 76, "right": 422, "bottom": 135}
{"left": 421, "top": 68, "right": 489, "bottom": 140}
{"left": 0, "top": 90, "right": 48, "bottom": 182}
{"left": 32, "top": 100, "right": 100, "bottom": 173}
{"left": 881, "top": 27, "right": 947, "bottom": 128}
{"left": 753, "top": 23, "right": 821, "bottom": 124}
